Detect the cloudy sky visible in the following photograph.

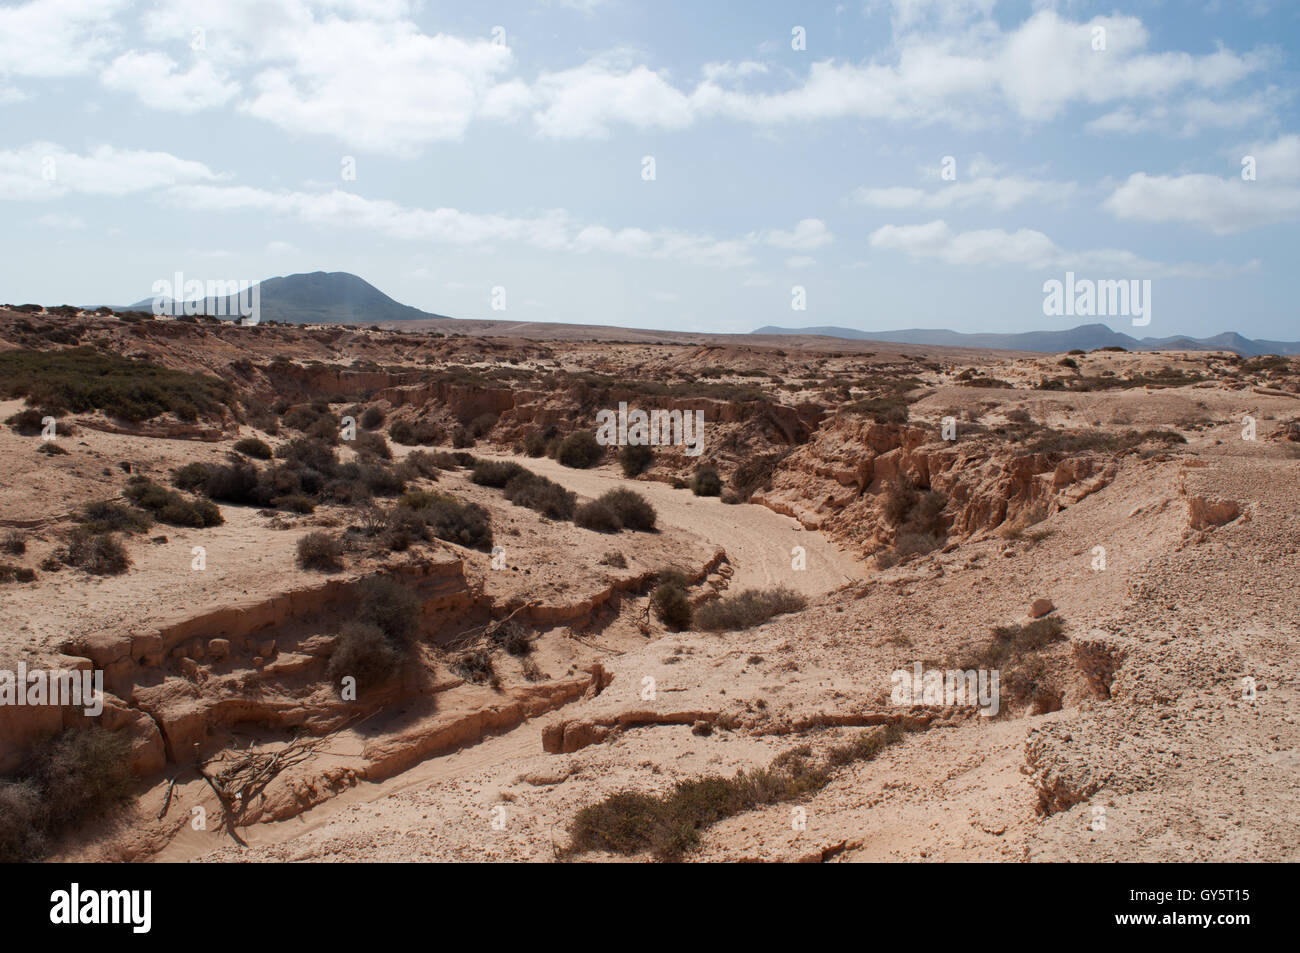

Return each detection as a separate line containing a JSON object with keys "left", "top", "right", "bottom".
{"left": 1, "top": 0, "right": 1297, "bottom": 339}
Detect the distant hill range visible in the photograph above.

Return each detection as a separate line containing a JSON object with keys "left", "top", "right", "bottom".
{"left": 752, "top": 323, "right": 1300, "bottom": 357}
{"left": 124, "top": 271, "right": 450, "bottom": 325}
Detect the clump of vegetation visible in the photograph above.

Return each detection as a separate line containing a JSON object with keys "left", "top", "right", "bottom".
{"left": 63, "top": 529, "right": 131, "bottom": 575}
{"left": 78, "top": 500, "right": 153, "bottom": 535}
{"left": 575, "top": 500, "right": 623, "bottom": 533}
{"left": 566, "top": 725, "right": 905, "bottom": 861}
{"left": 470, "top": 459, "right": 528, "bottom": 488}
{"left": 399, "top": 491, "right": 494, "bottom": 551}
{"left": 650, "top": 570, "right": 693, "bottom": 631}
{"left": 327, "top": 622, "right": 404, "bottom": 692}
{"left": 0, "top": 347, "right": 231, "bottom": 422}
{"left": 598, "top": 488, "right": 656, "bottom": 531}
{"left": 1, "top": 531, "right": 24, "bottom": 556}
{"left": 451, "top": 649, "right": 497, "bottom": 686}
{"left": 6, "top": 408, "right": 74, "bottom": 437}
{"left": 556, "top": 430, "right": 603, "bottom": 468}
{"left": 1025, "top": 428, "right": 1185, "bottom": 456}
{"left": 0, "top": 726, "right": 135, "bottom": 862}
{"left": 123, "top": 477, "right": 223, "bottom": 528}
{"left": 523, "top": 432, "right": 547, "bottom": 457}
{"left": 502, "top": 471, "right": 576, "bottom": 521}
{"left": 619, "top": 444, "right": 654, "bottom": 477}
{"left": 36, "top": 442, "right": 69, "bottom": 456}
{"left": 599, "top": 550, "right": 627, "bottom": 568}
{"left": 360, "top": 406, "right": 385, "bottom": 430}
{"left": 693, "top": 586, "right": 806, "bottom": 632}
{"left": 388, "top": 418, "right": 443, "bottom": 446}
{"left": 232, "top": 436, "right": 273, "bottom": 459}
{"left": 689, "top": 466, "right": 721, "bottom": 497}
{"left": 296, "top": 531, "right": 344, "bottom": 571}
{"left": 488, "top": 619, "right": 532, "bottom": 656}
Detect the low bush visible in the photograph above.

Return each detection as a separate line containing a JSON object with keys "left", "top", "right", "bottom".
{"left": 0, "top": 347, "right": 231, "bottom": 423}
{"left": 124, "top": 477, "right": 223, "bottom": 528}
{"left": 523, "top": 432, "right": 547, "bottom": 457}
{"left": 360, "top": 406, "right": 385, "bottom": 430}
{"left": 502, "top": 472, "right": 576, "bottom": 521}
{"left": 575, "top": 500, "right": 622, "bottom": 533}
{"left": 693, "top": 586, "right": 806, "bottom": 631}
{"left": 598, "top": 488, "right": 656, "bottom": 531}
{"left": 78, "top": 500, "right": 153, "bottom": 535}
{"left": 327, "top": 621, "right": 404, "bottom": 691}
{"left": 388, "top": 418, "right": 442, "bottom": 446}
{"left": 400, "top": 491, "right": 493, "bottom": 551}
{"left": 296, "top": 531, "right": 343, "bottom": 571}
{"left": 233, "top": 436, "right": 273, "bottom": 459}
{"left": 650, "top": 572, "right": 692, "bottom": 631}
{"left": 567, "top": 725, "right": 903, "bottom": 861}
{"left": 1, "top": 531, "right": 25, "bottom": 556}
{"left": 64, "top": 529, "right": 130, "bottom": 575}
{"left": 619, "top": 444, "right": 654, "bottom": 477}
{"left": 0, "top": 726, "right": 134, "bottom": 861}
{"left": 557, "top": 431, "right": 603, "bottom": 468}
{"left": 471, "top": 460, "right": 528, "bottom": 488}
{"left": 689, "top": 467, "right": 722, "bottom": 497}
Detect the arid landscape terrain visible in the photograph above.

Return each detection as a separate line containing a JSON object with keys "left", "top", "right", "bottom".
{"left": 0, "top": 305, "right": 1296, "bottom": 864}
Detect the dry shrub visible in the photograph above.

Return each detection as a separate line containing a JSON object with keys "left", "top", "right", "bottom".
{"left": 693, "top": 586, "right": 806, "bottom": 632}
{"left": 296, "top": 531, "right": 343, "bottom": 571}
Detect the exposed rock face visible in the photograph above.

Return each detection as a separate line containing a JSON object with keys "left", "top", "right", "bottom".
{"left": 753, "top": 417, "right": 1117, "bottom": 558}
{"left": 1186, "top": 496, "right": 1241, "bottom": 529}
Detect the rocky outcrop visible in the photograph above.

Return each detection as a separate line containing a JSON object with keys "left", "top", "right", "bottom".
{"left": 753, "top": 417, "right": 1118, "bottom": 558}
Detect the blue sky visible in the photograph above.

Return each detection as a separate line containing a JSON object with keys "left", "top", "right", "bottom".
{"left": 1, "top": 0, "right": 1297, "bottom": 339}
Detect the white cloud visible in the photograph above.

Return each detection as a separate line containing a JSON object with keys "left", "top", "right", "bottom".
{"left": 1241, "top": 133, "right": 1300, "bottom": 181}
{"left": 852, "top": 174, "right": 1074, "bottom": 210}
{"left": 101, "top": 52, "right": 239, "bottom": 112}
{"left": 868, "top": 219, "right": 1257, "bottom": 277}
{"left": 0, "top": 142, "right": 222, "bottom": 200}
{"left": 0, "top": 0, "right": 125, "bottom": 78}
{"left": 764, "top": 218, "right": 834, "bottom": 249}
{"left": 162, "top": 184, "right": 783, "bottom": 267}
{"left": 1103, "top": 170, "right": 1300, "bottom": 235}
{"left": 785, "top": 256, "right": 816, "bottom": 269}
{"left": 239, "top": 22, "right": 517, "bottom": 153}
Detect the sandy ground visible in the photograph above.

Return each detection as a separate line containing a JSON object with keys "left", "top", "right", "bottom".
{"left": 474, "top": 452, "right": 866, "bottom": 596}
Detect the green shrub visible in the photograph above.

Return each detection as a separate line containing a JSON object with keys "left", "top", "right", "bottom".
{"left": 471, "top": 460, "right": 528, "bottom": 488}
{"left": 619, "top": 444, "right": 654, "bottom": 477}
{"left": 124, "top": 477, "right": 223, "bottom": 528}
{"left": 598, "top": 488, "right": 656, "bottom": 531}
{"left": 78, "top": 500, "right": 153, "bottom": 535}
{"left": 650, "top": 575, "right": 692, "bottom": 631}
{"left": 0, "top": 347, "right": 231, "bottom": 422}
{"left": 575, "top": 500, "right": 622, "bottom": 533}
{"left": 233, "top": 436, "right": 273, "bottom": 459}
{"left": 389, "top": 418, "right": 442, "bottom": 446}
{"left": 689, "top": 467, "right": 721, "bottom": 497}
{"left": 296, "top": 531, "right": 343, "bottom": 571}
{"left": 401, "top": 491, "right": 493, "bottom": 551}
{"left": 693, "top": 586, "right": 805, "bottom": 631}
{"left": 6, "top": 408, "right": 74, "bottom": 437}
{"left": 557, "top": 431, "right": 603, "bottom": 468}
{"left": 171, "top": 461, "right": 212, "bottom": 491}
{"left": 502, "top": 472, "right": 576, "bottom": 521}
